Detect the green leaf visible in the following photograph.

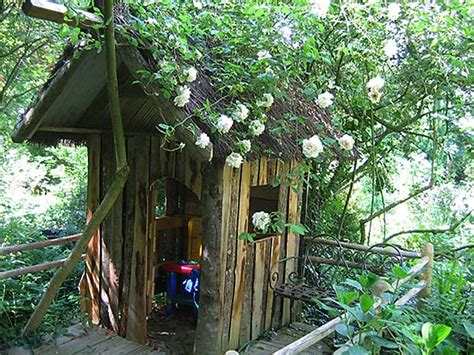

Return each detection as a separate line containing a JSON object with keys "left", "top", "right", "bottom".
{"left": 285, "top": 223, "right": 307, "bottom": 235}
{"left": 238, "top": 232, "right": 255, "bottom": 243}
{"left": 359, "top": 294, "right": 374, "bottom": 313}
{"left": 462, "top": 320, "right": 474, "bottom": 339}
{"left": 342, "top": 345, "right": 370, "bottom": 355}
{"left": 343, "top": 279, "right": 363, "bottom": 291}
{"left": 342, "top": 290, "right": 359, "bottom": 305}
{"left": 367, "top": 335, "right": 399, "bottom": 349}
{"left": 421, "top": 323, "right": 452, "bottom": 350}
{"left": 335, "top": 323, "right": 354, "bottom": 338}
{"left": 392, "top": 265, "right": 410, "bottom": 279}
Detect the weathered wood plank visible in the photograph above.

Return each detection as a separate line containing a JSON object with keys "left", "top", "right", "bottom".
{"left": 251, "top": 240, "right": 268, "bottom": 340}
{"left": 271, "top": 162, "right": 290, "bottom": 328}
{"left": 81, "top": 135, "right": 101, "bottom": 324}
{"left": 283, "top": 162, "right": 301, "bottom": 325}
{"left": 146, "top": 136, "right": 161, "bottom": 314}
{"left": 250, "top": 160, "right": 259, "bottom": 187}
{"left": 264, "top": 235, "right": 281, "bottom": 330}
{"left": 258, "top": 156, "right": 268, "bottom": 186}
{"left": 100, "top": 135, "right": 114, "bottom": 330}
{"left": 126, "top": 136, "right": 150, "bottom": 344}
{"left": 239, "top": 240, "right": 255, "bottom": 346}
{"left": 119, "top": 137, "right": 138, "bottom": 336}
{"left": 229, "top": 162, "right": 251, "bottom": 349}
{"left": 267, "top": 159, "right": 278, "bottom": 186}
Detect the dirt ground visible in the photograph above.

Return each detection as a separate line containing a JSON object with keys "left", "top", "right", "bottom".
{"left": 147, "top": 302, "right": 197, "bottom": 355}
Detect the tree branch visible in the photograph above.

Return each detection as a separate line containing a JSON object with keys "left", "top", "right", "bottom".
{"left": 383, "top": 210, "right": 472, "bottom": 243}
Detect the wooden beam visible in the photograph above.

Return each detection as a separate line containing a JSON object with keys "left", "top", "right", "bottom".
{"left": 38, "top": 127, "right": 161, "bottom": 136}
{"left": 0, "top": 234, "right": 81, "bottom": 256}
{"left": 22, "top": 0, "right": 103, "bottom": 29}
{"left": 154, "top": 215, "right": 186, "bottom": 231}
{"left": 0, "top": 255, "right": 86, "bottom": 280}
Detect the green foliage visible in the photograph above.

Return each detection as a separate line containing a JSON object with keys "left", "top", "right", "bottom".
{"left": 322, "top": 258, "right": 472, "bottom": 354}
{"left": 326, "top": 266, "right": 454, "bottom": 354}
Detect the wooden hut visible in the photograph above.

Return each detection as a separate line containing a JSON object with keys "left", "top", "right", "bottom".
{"left": 11, "top": 41, "right": 336, "bottom": 353}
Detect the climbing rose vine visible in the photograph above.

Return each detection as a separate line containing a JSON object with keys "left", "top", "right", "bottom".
{"left": 115, "top": 0, "right": 469, "bottom": 183}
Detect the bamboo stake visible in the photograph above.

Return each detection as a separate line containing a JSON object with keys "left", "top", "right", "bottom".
{"left": 23, "top": 0, "right": 129, "bottom": 333}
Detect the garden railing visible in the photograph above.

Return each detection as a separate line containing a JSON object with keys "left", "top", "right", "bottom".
{"left": 272, "top": 241, "right": 434, "bottom": 354}
{"left": 0, "top": 233, "right": 85, "bottom": 280}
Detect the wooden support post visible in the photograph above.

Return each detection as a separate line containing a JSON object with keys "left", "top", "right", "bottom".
{"left": 418, "top": 242, "right": 434, "bottom": 308}
{"left": 194, "top": 160, "right": 227, "bottom": 355}
{"left": 22, "top": 0, "right": 103, "bottom": 28}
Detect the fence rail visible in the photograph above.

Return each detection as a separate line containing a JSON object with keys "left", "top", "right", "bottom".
{"left": 0, "top": 233, "right": 83, "bottom": 280}
{"left": 0, "top": 233, "right": 82, "bottom": 256}
{"left": 0, "top": 254, "right": 86, "bottom": 280}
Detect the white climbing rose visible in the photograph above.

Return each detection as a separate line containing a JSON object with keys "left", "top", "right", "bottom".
{"left": 195, "top": 133, "right": 210, "bottom": 149}
{"left": 226, "top": 152, "right": 243, "bottom": 169}
{"left": 338, "top": 134, "right": 355, "bottom": 150}
{"left": 383, "top": 39, "right": 398, "bottom": 58}
{"left": 193, "top": 1, "right": 203, "bottom": 9}
{"left": 368, "top": 89, "right": 382, "bottom": 103}
{"left": 185, "top": 66, "right": 198, "bottom": 82}
{"left": 302, "top": 135, "right": 324, "bottom": 158}
{"left": 309, "top": 0, "right": 331, "bottom": 18}
{"left": 387, "top": 3, "right": 401, "bottom": 21}
{"left": 316, "top": 92, "right": 334, "bottom": 108}
{"left": 257, "top": 93, "right": 274, "bottom": 108}
{"left": 257, "top": 50, "right": 272, "bottom": 60}
{"left": 249, "top": 120, "right": 265, "bottom": 136}
{"left": 216, "top": 114, "right": 234, "bottom": 134}
{"left": 233, "top": 104, "right": 249, "bottom": 122}
{"left": 366, "top": 76, "right": 385, "bottom": 91}
{"left": 174, "top": 86, "right": 191, "bottom": 107}
{"left": 252, "top": 211, "right": 271, "bottom": 232}
{"left": 195, "top": 50, "right": 203, "bottom": 60}
{"left": 239, "top": 140, "right": 251, "bottom": 153}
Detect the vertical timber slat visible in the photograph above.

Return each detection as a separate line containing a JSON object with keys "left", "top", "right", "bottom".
{"left": 119, "top": 136, "right": 136, "bottom": 336}
{"left": 229, "top": 162, "right": 251, "bottom": 349}
{"left": 81, "top": 134, "right": 101, "bottom": 324}
{"left": 251, "top": 240, "right": 268, "bottom": 340}
{"left": 265, "top": 235, "right": 281, "bottom": 330}
{"left": 126, "top": 136, "right": 150, "bottom": 344}
{"left": 283, "top": 161, "right": 301, "bottom": 324}
{"left": 271, "top": 161, "right": 290, "bottom": 328}
{"left": 100, "top": 135, "right": 113, "bottom": 330}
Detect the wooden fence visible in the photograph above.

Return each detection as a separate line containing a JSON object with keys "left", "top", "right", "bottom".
{"left": 0, "top": 234, "right": 84, "bottom": 280}
{"left": 273, "top": 242, "right": 434, "bottom": 355}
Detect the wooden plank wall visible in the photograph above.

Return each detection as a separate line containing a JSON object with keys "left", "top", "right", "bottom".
{"left": 82, "top": 134, "right": 203, "bottom": 345}
{"left": 82, "top": 139, "right": 302, "bottom": 350}
{"left": 217, "top": 158, "right": 302, "bottom": 352}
